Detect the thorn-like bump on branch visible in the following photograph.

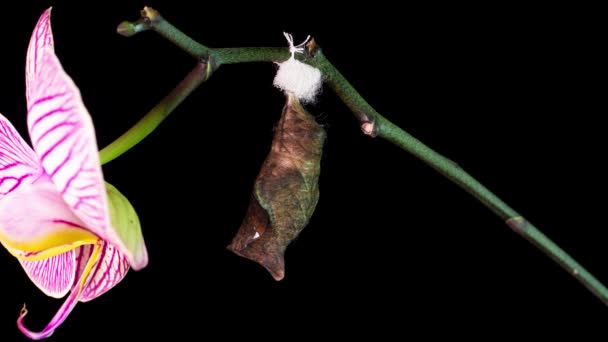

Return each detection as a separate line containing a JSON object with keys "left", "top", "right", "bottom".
{"left": 361, "top": 121, "right": 377, "bottom": 137}
{"left": 506, "top": 216, "right": 528, "bottom": 234}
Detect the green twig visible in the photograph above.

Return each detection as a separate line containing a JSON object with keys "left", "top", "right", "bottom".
{"left": 117, "top": 7, "right": 608, "bottom": 305}
{"left": 99, "top": 61, "right": 209, "bottom": 164}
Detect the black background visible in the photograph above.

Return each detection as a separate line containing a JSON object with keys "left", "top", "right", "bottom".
{"left": 1, "top": 1, "right": 607, "bottom": 340}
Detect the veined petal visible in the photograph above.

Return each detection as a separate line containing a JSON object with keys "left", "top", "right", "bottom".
{"left": 25, "top": 7, "right": 54, "bottom": 104}
{"left": 0, "top": 113, "right": 41, "bottom": 199}
{"left": 105, "top": 182, "right": 148, "bottom": 269}
{"left": 19, "top": 250, "right": 76, "bottom": 299}
{"left": 73, "top": 244, "right": 93, "bottom": 284}
{"left": 79, "top": 241, "right": 130, "bottom": 302}
{"left": 16, "top": 241, "right": 132, "bottom": 338}
{"left": 18, "top": 242, "right": 102, "bottom": 340}
{"left": 0, "top": 174, "right": 98, "bottom": 260}
{"left": 26, "top": 10, "right": 114, "bottom": 257}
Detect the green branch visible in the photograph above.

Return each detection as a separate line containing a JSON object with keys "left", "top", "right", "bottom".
{"left": 116, "top": 7, "right": 608, "bottom": 305}
{"left": 99, "top": 61, "right": 209, "bottom": 164}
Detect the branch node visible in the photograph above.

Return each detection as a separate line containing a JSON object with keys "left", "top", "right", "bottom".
{"left": 306, "top": 38, "right": 319, "bottom": 57}
{"left": 116, "top": 7, "right": 162, "bottom": 37}
{"left": 361, "top": 121, "right": 377, "bottom": 137}
{"left": 506, "top": 216, "right": 528, "bottom": 234}
{"left": 141, "top": 6, "right": 161, "bottom": 24}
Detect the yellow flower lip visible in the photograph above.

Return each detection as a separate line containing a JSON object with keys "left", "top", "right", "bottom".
{"left": 0, "top": 177, "right": 99, "bottom": 261}
{"left": 2, "top": 235, "right": 98, "bottom": 262}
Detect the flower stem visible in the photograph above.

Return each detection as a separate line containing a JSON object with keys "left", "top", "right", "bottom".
{"left": 99, "top": 61, "right": 209, "bottom": 165}
{"left": 119, "top": 7, "right": 608, "bottom": 305}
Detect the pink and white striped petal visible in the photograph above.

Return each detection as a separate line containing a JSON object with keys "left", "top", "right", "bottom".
{"left": 17, "top": 242, "right": 128, "bottom": 339}
{"left": 25, "top": 7, "right": 54, "bottom": 105}
{"left": 18, "top": 287, "right": 81, "bottom": 340}
{"left": 73, "top": 244, "right": 93, "bottom": 283}
{"left": 25, "top": 8, "right": 117, "bottom": 259}
{"left": 0, "top": 174, "right": 98, "bottom": 259}
{"left": 24, "top": 8, "right": 147, "bottom": 269}
{"left": 26, "top": 46, "right": 111, "bottom": 249}
{"left": 79, "top": 241, "right": 130, "bottom": 302}
{"left": 19, "top": 250, "right": 76, "bottom": 299}
{"left": 0, "top": 113, "right": 41, "bottom": 199}
{"left": 18, "top": 242, "right": 103, "bottom": 340}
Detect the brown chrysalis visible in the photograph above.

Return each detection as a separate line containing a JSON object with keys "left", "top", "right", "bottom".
{"left": 227, "top": 94, "right": 326, "bottom": 280}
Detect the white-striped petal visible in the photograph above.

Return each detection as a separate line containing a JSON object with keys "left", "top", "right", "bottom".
{"left": 18, "top": 242, "right": 102, "bottom": 340}
{"left": 27, "top": 50, "right": 110, "bottom": 249}
{"left": 24, "top": 8, "right": 148, "bottom": 269}
{"left": 25, "top": 7, "right": 54, "bottom": 105}
{"left": 19, "top": 250, "right": 76, "bottom": 299}
{"left": 17, "top": 241, "right": 129, "bottom": 339}
{"left": 0, "top": 174, "right": 98, "bottom": 260}
{"left": 80, "top": 241, "right": 130, "bottom": 302}
{"left": 0, "top": 114, "right": 41, "bottom": 199}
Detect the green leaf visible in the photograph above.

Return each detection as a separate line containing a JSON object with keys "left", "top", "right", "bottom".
{"left": 105, "top": 182, "right": 148, "bottom": 269}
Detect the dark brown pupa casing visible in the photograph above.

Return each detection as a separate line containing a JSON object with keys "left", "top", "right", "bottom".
{"left": 227, "top": 95, "right": 326, "bottom": 280}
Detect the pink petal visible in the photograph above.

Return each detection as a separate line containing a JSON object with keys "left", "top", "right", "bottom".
{"left": 73, "top": 244, "right": 93, "bottom": 283}
{"left": 19, "top": 250, "right": 76, "bottom": 299}
{"left": 26, "top": 37, "right": 110, "bottom": 244}
{"left": 0, "top": 174, "right": 98, "bottom": 259}
{"left": 17, "top": 242, "right": 102, "bottom": 340}
{"left": 24, "top": 10, "right": 136, "bottom": 265}
{"left": 0, "top": 113, "right": 41, "bottom": 198}
{"left": 79, "top": 241, "right": 130, "bottom": 302}
{"left": 25, "top": 8, "right": 54, "bottom": 105}
{"left": 18, "top": 290, "right": 80, "bottom": 340}
{"left": 17, "top": 241, "right": 128, "bottom": 339}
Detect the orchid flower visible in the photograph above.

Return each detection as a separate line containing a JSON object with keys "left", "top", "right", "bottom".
{"left": 0, "top": 8, "right": 147, "bottom": 339}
